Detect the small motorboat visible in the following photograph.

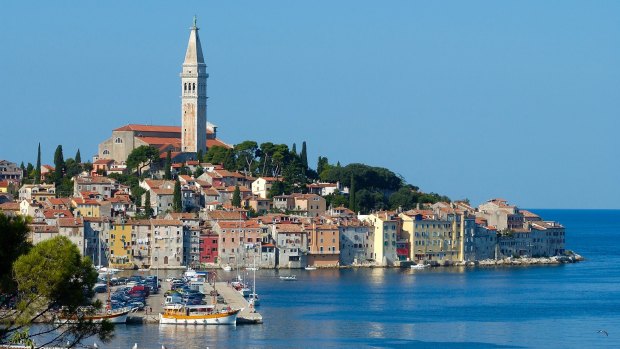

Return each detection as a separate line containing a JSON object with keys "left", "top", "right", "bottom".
{"left": 221, "top": 265, "right": 232, "bottom": 272}
{"left": 410, "top": 263, "right": 429, "bottom": 270}
{"left": 279, "top": 275, "right": 297, "bottom": 281}
{"left": 304, "top": 266, "right": 317, "bottom": 270}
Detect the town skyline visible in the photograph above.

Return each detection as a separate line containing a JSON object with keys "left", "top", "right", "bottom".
{"left": 1, "top": 2, "right": 618, "bottom": 209}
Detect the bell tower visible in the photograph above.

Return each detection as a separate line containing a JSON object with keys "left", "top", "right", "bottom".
{"left": 181, "top": 16, "right": 208, "bottom": 153}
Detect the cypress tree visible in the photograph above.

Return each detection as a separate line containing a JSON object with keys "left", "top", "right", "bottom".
{"left": 144, "top": 191, "right": 153, "bottom": 217}
{"left": 232, "top": 185, "right": 241, "bottom": 208}
{"left": 197, "top": 149, "right": 204, "bottom": 163}
{"left": 164, "top": 150, "right": 172, "bottom": 180}
{"left": 53, "top": 145, "right": 65, "bottom": 184}
{"left": 173, "top": 179, "right": 182, "bottom": 212}
{"left": 349, "top": 175, "right": 356, "bottom": 212}
{"left": 75, "top": 149, "right": 81, "bottom": 163}
{"left": 34, "top": 143, "right": 41, "bottom": 184}
{"left": 300, "top": 141, "right": 308, "bottom": 170}
{"left": 291, "top": 143, "right": 297, "bottom": 154}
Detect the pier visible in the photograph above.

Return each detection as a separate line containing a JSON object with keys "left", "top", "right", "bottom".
{"left": 106, "top": 280, "right": 262, "bottom": 325}
{"left": 214, "top": 282, "right": 263, "bottom": 324}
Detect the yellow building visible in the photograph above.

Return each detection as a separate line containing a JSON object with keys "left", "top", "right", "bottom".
{"left": 400, "top": 210, "right": 464, "bottom": 264}
{"left": 362, "top": 212, "right": 400, "bottom": 266}
{"left": 109, "top": 222, "right": 133, "bottom": 266}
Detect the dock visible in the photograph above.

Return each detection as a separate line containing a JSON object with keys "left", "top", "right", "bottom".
{"left": 214, "top": 282, "right": 263, "bottom": 324}
{"left": 103, "top": 280, "right": 262, "bottom": 325}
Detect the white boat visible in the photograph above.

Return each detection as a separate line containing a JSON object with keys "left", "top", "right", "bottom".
{"left": 305, "top": 266, "right": 317, "bottom": 270}
{"left": 58, "top": 306, "right": 131, "bottom": 324}
{"left": 279, "top": 275, "right": 297, "bottom": 281}
{"left": 159, "top": 304, "right": 240, "bottom": 325}
{"left": 249, "top": 293, "right": 260, "bottom": 306}
{"left": 221, "top": 265, "right": 232, "bottom": 272}
{"left": 246, "top": 266, "right": 259, "bottom": 271}
{"left": 411, "top": 263, "right": 429, "bottom": 269}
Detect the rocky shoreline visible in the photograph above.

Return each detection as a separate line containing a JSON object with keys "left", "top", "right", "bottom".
{"left": 468, "top": 254, "right": 584, "bottom": 267}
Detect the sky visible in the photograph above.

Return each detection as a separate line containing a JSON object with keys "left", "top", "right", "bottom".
{"left": 0, "top": 1, "right": 618, "bottom": 209}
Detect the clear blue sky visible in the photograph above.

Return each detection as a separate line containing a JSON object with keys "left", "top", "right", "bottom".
{"left": 1, "top": 1, "right": 618, "bottom": 209}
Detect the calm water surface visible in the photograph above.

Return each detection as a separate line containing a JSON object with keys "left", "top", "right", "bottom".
{"left": 97, "top": 209, "right": 620, "bottom": 348}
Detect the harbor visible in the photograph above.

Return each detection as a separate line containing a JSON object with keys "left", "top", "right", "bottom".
{"left": 98, "top": 279, "right": 263, "bottom": 325}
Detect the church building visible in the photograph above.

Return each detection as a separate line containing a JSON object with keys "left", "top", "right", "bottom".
{"left": 97, "top": 18, "right": 229, "bottom": 163}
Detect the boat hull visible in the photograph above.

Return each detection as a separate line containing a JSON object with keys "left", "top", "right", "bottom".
{"left": 159, "top": 309, "right": 240, "bottom": 325}
{"left": 59, "top": 308, "right": 130, "bottom": 324}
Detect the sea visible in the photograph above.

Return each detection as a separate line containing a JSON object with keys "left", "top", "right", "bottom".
{"left": 93, "top": 210, "right": 620, "bottom": 348}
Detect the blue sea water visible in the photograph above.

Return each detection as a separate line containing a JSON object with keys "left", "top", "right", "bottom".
{"left": 99, "top": 209, "right": 620, "bottom": 348}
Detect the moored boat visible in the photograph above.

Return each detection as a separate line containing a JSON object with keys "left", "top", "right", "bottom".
{"left": 305, "top": 266, "right": 317, "bottom": 270}
{"left": 159, "top": 304, "right": 240, "bottom": 325}
{"left": 411, "top": 263, "right": 429, "bottom": 269}
{"left": 58, "top": 306, "right": 131, "bottom": 324}
{"left": 279, "top": 275, "right": 297, "bottom": 281}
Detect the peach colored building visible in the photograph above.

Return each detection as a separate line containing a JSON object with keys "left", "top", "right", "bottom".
{"left": 306, "top": 223, "right": 340, "bottom": 267}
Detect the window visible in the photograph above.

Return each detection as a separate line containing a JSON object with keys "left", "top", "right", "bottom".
{"left": 103, "top": 149, "right": 110, "bottom": 155}
{"left": 114, "top": 137, "right": 123, "bottom": 144}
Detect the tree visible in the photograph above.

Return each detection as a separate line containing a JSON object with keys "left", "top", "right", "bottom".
{"left": 196, "top": 149, "right": 204, "bottom": 163}
{"left": 143, "top": 191, "right": 153, "bottom": 217}
{"left": 194, "top": 166, "right": 204, "bottom": 178}
{"left": 291, "top": 143, "right": 297, "bottom": 154}
{"left": 126, "top": 146, "right": 160, "bottom": 176}
{"left": 317, "top": 156, "right": 328, "bottom": 177}
{"left": 349, "top": 174, "right": 357, "bottom": 212}
{"left": 173, "top": 180, "right": 182, "bottom": 212}
{"left": 232, "top": 185, "right": 241, "bottom": 208}
{"left": 75, "top": 149, "right": 81, "bottom": 164}
{"left": 5, "top": 236, "right": 113, "bottom": 348}
{"left": 34, "top": 143, "right": 41, "bottom": 184}
{"left": 389, "top": 187, "right": 417, "bottom": 211}
{"left": 300, "top": 141, "right": 308, "bottom": 171}
{"left": 53, "top": 145, "right": 65, "bottom": 184}
{"left": 0, "top": 214, "right": 31, "bottom": 295}
{"left": 164, "top": 150, "right": 172, "bottom": 180}
{"left": 234, "top": 141, "right": 259, "bottom": 175}
{"left": 64, "top": 158, "right": 81, "bottom": 179}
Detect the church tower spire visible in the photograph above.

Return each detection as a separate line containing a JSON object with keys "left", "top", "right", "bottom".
{"left": 181, "top": 16, "right": 208, "bottom": 154}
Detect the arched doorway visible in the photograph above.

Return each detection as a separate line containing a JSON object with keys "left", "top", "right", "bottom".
{"left": 164, "top": 256, "right": 169, "bottom": 265}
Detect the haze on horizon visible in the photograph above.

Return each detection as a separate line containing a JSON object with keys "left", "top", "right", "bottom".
{"left": 0, "top": 1, "right": 618, "bottom": 209}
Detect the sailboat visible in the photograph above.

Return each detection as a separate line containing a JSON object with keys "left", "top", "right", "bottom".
{"left": 248, "top": 255, "right": 260, "bottom": 306}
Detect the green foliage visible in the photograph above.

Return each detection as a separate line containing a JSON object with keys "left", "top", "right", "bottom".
{"left": 10, "top": 236, "right": 114, "bottom": 347}
{"left": 0, "top": 213, "right": 32, "bottom": 294}
{"left": 194, "top": 166, "right": 204, "bottom": 178}
{"left": 143, "top": 191, "right": 153, "bottom": 217}
{"left": 126, "top": 145, "right": 160, "bottom": 176}
{"left": 173, "top": 180, "right": 182, "bottom": 212}
{"left": 82, "top": 161, "right": 93, "bottom": 174}
{"left": 232, "top": 185, "right": 241, "bottom": 208}
{"left": 324, "top": 192, "right": 348, "bottom": 209}
{"left": 349, "top": 174, "right": 357, "bottom": 212}
{"left": 268, "top": 181, "right": 286, "bottom": 198}
{"left": 320, "top": 163, "right": 402, "bottom": 191}
{"left": 56, "top": 177, "right": 74, "bottom": 198}
{"left": 388, "top": 187, "right": 418, "bottom": 210}
{"left": 34, "top": 143, "right": 41, "bottom": 184}
{"left": 300, "top": 141, "right": 308, "bottom": 170}
{"left": 75, "top": 149, "right": 81, "bottom": 164}
{"left": 164, "top": 150, "right": 172, "bottom": 180}
{"left": 317, "top": 156, "right": 328, "bottom": 177}
{"left": 53, "top": 145, "right": 65, "bottom": 184}
{"left": 234, "top": 140, "right": 259, "bottom": 175}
